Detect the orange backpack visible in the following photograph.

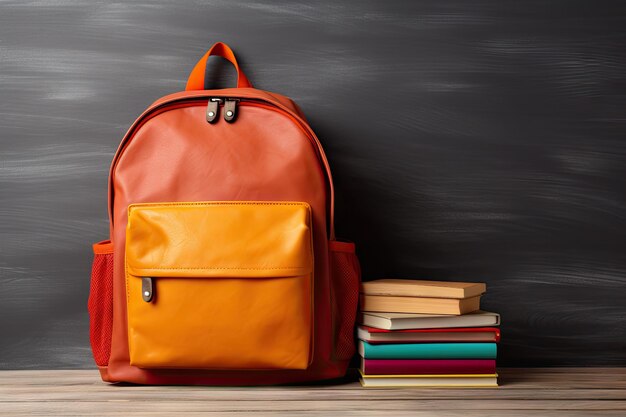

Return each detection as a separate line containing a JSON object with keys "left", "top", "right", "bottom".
{"left": 87, "top": 42, "right": 361, "bottom": 384}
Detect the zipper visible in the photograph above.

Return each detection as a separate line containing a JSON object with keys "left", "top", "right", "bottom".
{"left": 223, "top": 98, "right": 239, "bottom": 122}
{"left": 207, "top": 97, "right": 240, "bottom": 123}
{"left": 205, "top": 98, "right": 222, "bottom": 123}
{"left": 109, "top": 94, "right": 335, "bottom": 238}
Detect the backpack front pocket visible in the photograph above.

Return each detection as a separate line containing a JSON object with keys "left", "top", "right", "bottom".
{"left": 125, "top": 202, "right": 313, "bottom": 370}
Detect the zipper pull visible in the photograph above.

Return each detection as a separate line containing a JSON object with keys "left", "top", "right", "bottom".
{"left": 142, "top": 277, "right": 154, "bottom": 302}
{"left": 206, "top": 98, "right": 223, "bottom": 124}
{"left": 223, "top": 98, "right": 239, "bottom": 123}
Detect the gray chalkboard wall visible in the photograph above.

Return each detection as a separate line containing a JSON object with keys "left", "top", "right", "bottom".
{"left": 1, "top": 1, "right": 625, "bottom": 369}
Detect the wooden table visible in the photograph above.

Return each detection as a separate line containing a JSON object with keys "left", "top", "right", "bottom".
{"left": 1, "top": 368, "right": 624, "bottom": 416}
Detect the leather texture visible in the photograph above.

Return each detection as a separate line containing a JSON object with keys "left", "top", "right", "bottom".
{"left": 126, "top": 202, "right": 313, "bottom": 278}
{"left": 125, "top": 202, "right": 313, "bottom": 370}
{"left": 90, "top": 42, "right": 360, "bottom": 385}
{"left": 107, "top": 88, "right": 336, "bottom": 240}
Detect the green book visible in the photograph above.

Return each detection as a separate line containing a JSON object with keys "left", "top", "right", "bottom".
{"left": 358, "top": 341, "right": 497, "bottom": 359}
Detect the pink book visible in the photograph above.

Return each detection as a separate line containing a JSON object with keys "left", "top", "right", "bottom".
{"left": 361, "top": 358, "right": 496, "bottom": 375}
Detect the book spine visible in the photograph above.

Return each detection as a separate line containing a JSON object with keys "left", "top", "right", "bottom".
{"left": 365, "top": 336, "right": 498, "bottom": 344}
{"left": 362, "top": 359, "right": 496, "bottom": 375}
{"left": 362, "top": 342, "right": 497, "bottom": 359}
{"left": 362, "top": 330, "right": 499, "bottom": 343}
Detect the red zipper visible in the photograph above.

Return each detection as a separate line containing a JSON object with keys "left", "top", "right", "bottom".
{"left": 108, "top": 97, "right": 334, "bottom": 234}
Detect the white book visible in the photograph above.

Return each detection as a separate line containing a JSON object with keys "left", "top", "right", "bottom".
{"left": 357, "top": 325, "right": 500, "bottom": 343}
{"left": 360, "top": 310, "right": 500, "bottom": 330}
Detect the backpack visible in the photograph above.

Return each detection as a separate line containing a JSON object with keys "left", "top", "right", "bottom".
{"left": 87, "top": 42, "right": 361, "bottom": 384}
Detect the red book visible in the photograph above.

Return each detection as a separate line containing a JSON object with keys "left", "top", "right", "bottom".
{"left": 361, "top": 359, "right": 496, "bottom": 375}
{"left": 358, "top": 326, "right": 501, "bottom": 344}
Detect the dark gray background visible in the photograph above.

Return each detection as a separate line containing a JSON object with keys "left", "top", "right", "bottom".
{"left": 1, "top": 0, "right": 625, "bottom": 369}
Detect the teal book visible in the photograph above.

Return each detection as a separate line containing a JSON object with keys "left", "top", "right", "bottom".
{"left": 358, "top": 341, "right": 497, "bottom": 359}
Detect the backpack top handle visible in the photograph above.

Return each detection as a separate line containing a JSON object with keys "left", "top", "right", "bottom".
{"left": 185, "top": 42, "right": 253, "bottom": 91}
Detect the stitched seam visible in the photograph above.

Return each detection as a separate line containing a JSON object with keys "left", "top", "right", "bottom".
{"left": 94, "top": 247, "right": 114, "bottom": 255}
{"left": 129, "top": 266, "right": 309, "bottom": 271}
{"left": 125, "top": 257, "right": 130, "bottom": 309}
{"left": 128, "top": 201, "right": 310, "bottom": 216}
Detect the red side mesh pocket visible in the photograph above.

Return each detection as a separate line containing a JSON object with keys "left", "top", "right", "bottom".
{"left": 329, "top": 240, "right": 361, "bottom": 361}
{"left": 87, "top": 240, "right": 114, "bottom": 367}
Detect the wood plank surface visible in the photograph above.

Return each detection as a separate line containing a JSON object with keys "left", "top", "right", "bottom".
{"left": 0, "top": 368, "right": 625, "bottom": 416}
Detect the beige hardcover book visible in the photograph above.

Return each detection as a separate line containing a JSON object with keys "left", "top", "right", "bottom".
{"left": 360, "top": 294, "right": 481, "bottom": 315}
{"left": 359, "top": 371, "right": 498, "bottom": 388}
{"left": 361, "top": 279, "right": 486, "bottom": 299}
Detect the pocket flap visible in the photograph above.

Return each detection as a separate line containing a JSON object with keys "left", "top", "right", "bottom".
{"left": 126, "top": 202, "right": 313, "bottom": 278}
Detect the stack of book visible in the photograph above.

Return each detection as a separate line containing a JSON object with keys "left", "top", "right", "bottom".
{"left": 358, "top": 279, "right": 500, "bottom": 388}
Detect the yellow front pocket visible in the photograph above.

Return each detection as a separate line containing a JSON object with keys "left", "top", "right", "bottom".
{"left": 125, "top": 202, "right": 313, "bottom": 370}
